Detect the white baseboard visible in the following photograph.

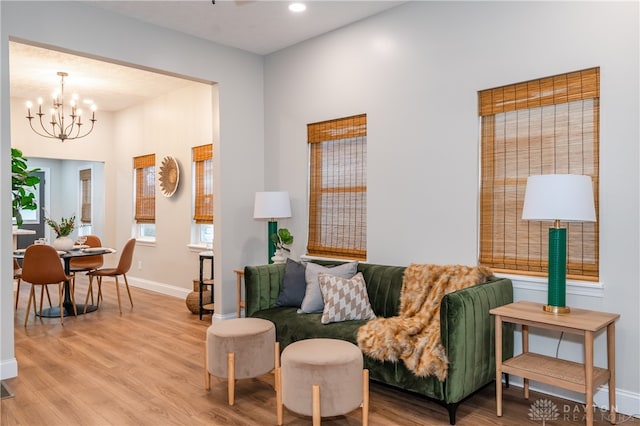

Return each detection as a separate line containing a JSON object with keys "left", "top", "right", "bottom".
{"left": 125, "top": 276, "right": 238, "bottom": 322}
{"left": 126, "top": 276, "right": 191, "bottom": 299}
{"left": 0, "top": 357, "right": 18, "bottom": 380}
{"left": 508, "top": 377, "right": 640, "bottom": 419}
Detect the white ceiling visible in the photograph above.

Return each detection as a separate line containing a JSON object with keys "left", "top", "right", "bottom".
{"left": 9, "top": 0, "right": 403, "bottom": 112}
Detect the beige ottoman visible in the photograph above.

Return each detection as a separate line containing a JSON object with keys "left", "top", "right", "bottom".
{"left": 276, "top": 338, "right": 369, "bottom": 426}
{"left": 205, "top": 318, "right": 278, "bottom": 405}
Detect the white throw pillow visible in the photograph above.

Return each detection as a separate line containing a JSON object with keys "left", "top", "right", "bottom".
{"left": 298, "top": 262, "right": 358, "bottom": 313}
{"left": 319, "top": 272, "right": 376, "bottom": 324}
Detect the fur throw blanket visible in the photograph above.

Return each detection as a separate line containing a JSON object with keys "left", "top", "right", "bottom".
{"left": 356, "top": 264, "right": 493, "bottom": 381}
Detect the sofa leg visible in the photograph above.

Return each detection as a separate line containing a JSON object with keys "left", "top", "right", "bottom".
{"left": 504, "top": 373, "right": 510, "bottom": 388}
{"left": 446, "top": 402, "right": 459, "bottom": 425}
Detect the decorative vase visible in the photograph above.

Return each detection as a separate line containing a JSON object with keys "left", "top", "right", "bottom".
{"left": 271, "top": 249, "right": 289, "bottom": 264}
{"left": 185, "top": 291, "right": 212, "bottom": 314}
{"left": 52, "top": 236, "right": 74, "bottom": 251}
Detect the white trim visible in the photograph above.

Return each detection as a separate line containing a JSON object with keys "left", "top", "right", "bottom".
{"left": 0, "top": 357, "right": 18, "bottom": 380}
{"left": 497, "top": 272, "right": 605, "bottom": 298}
{"left": 212, "top": 311, "right": 237, "bottom": 322}
{"left": 300, "top": 254, "right": 362, "bottom": 263}
{"left": 126, "top": 276, "right": 190, "bottom": 299}
{"left": 187, "top": 243, "right": 208, "bottom": 252}
{"left": 134, "top": 239, "right": 156, "bottom": 248}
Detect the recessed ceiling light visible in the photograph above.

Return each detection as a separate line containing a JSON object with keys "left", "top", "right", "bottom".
{"left": 289, "top": 3, "right": 306, "bottom": 13}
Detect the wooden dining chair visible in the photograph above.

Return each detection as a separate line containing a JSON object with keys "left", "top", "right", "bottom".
{"left": 69, "top": 235, "right": 104, "bottom": 303}
{"left": 86, "top": 238, "right": 136, "bottom": 315}
{"left": 21, "top": 244, "right": 77, "bottom": 327}
{"left": 69, "top": 235, "right": 104, "bottom": 273}
{"left": 15, "top": 257, "right": 53, "bottom": 311}
{"left": 13, "top": 258, "right": 23, "bottom": 310}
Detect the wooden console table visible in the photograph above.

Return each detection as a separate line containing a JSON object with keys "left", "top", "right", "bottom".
{"left": 490, "top": 301, "right": 619, "bottom": 426}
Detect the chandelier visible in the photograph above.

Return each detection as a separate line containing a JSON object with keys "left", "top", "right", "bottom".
{"left": 25, "top": 71, "right": 97, "bottom": 142}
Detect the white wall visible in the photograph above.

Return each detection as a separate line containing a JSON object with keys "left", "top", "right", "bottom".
{"left": 111, "top": 83, "right": 214, "bottom": 286}
{"left": 264, "top": 1, "right": 639, "bottom": 415}
{"left": 1, "top": 1, "right": 266, "bottom": 380}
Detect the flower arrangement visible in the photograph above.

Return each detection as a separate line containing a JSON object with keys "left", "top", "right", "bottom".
{"left": 44, "top": 215, "right": 75, "bottom": 238}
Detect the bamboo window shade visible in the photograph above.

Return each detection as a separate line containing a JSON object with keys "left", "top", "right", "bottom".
{"left": 307, "top": 114, "right": 367, "bottom": 260}
{"left": 79, "top": 168, "right": 92, "bottom": 224}
{"left": 193, "top": 144, "right": 213, "bottom": 223}
{"left": 134, "top": 154, "right": 156, "bottom": 223}
{"left": 478, "top": 67, "right": 600, "bottom": 280}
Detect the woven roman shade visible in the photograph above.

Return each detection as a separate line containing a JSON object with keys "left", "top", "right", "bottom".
{"left": 193, "top": 144, "right": 213, "bottom": 224}
{"left": 307, "top": 114, "right": 367, "bottom": 260}
{"left": 479, "top": 67, "right": 599, "bottom": 280}
{"left": 133, "top": 154, "right": 155, "bottom": 224}
{"left": 79, "top": 168, "right": 92, "bottom": 224}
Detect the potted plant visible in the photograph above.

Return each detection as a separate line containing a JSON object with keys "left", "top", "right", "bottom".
{"left": 44, "top": 215, "right": 76, "bottom": 251}
{"left": 11, "top": 148, "right": 41, "bottom": 228}
{"left": 271, "top": 228, "right": 294, "bottom": 263}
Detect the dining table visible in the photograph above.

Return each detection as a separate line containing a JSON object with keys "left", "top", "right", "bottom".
{"left": 13, "top": 246, "right": 115, "bottom": 317}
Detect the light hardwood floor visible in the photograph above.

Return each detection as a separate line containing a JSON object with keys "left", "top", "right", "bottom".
{"left": 2, "top": 276, "right": 637, "bottom": 426}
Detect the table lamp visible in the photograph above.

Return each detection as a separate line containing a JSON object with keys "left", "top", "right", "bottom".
{"left": 253, "top": 191, "right": 292, "bottom": 263}
{"left": 522, "top": 174, "right": 596, "bottom": 314}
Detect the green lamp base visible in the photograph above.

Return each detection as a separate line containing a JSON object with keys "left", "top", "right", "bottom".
{"left": 267, "top": 220, "right": 277, "bottom": 264}
{"left": 545, "top": 227, "right": 570, "bottom": 315}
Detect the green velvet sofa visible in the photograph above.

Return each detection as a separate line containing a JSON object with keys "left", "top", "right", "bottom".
{"left": 244, "top": 262, "right": 514, "bottom": 424}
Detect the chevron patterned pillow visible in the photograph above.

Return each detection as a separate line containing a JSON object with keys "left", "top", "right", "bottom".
{"left": 318, "top": 272, "right": 376, "bottom": 324}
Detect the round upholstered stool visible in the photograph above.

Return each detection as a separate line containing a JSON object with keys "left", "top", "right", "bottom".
{"left": 276, "top": 338, "right": 369, "bottom": 426}
{"left": 205, "top": 318, "right": 278, "bottom": 405}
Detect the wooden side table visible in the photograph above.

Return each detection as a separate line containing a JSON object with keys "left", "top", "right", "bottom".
{"left": 234, "top": 269, "right": 245, "bottom": 318}
{"left": 490, "top": 301, "right": 619, "bottom": 426}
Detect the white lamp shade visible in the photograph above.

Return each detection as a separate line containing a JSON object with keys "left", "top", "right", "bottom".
{"left": 522, "top": 174, "right": 596, "bottom": 222}
{"left": 253, "top": 191, "right": 292, "bottom": 219}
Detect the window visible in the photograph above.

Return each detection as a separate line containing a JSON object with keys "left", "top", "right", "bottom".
{"left": 192, "top": 144, "right": 214, "bottom": 246}
{"left": 307, "top": 114, "right": 367, "bottom": 260}
{"left": 79, "top": 168, "right": 92, "bottom": 235}
{"left": 133, "top": 154, "right": 156, "bottom": 240}
{"left": 478, "top": 67, "right": 599, "bottom": 280}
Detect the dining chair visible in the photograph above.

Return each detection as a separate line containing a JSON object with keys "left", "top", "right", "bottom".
{"left": 15, "top": 257, "right": 53, "bottom": 312}
{"left": 69, "top": 235, "right": 103, "bottom": 303}
{"left": 85, "top": 238, "right": 136, "bottom": 315}
{"left": 21, "top": 244, "right": 77, "bottom": 327}
{"left": 13, "top": 259, "right": 23, "bottom": 310}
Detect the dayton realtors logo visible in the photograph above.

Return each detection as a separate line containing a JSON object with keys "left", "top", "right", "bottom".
{"left": 529, "top": 398, "right": 637, "bottom": 424}
{"left": 529, "top": 398, "right": 560, "bottom": 425}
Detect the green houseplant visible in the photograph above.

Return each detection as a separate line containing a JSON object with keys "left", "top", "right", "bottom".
{"left": 11, "top": 148, "right": 41, "bottom": 227}
{"left": 270, "top": 228, "right": 294, "bottom": 263}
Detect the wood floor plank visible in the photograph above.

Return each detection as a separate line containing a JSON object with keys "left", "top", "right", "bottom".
{"left": 2, "top": 276, "right": 637, "bottom": 425}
